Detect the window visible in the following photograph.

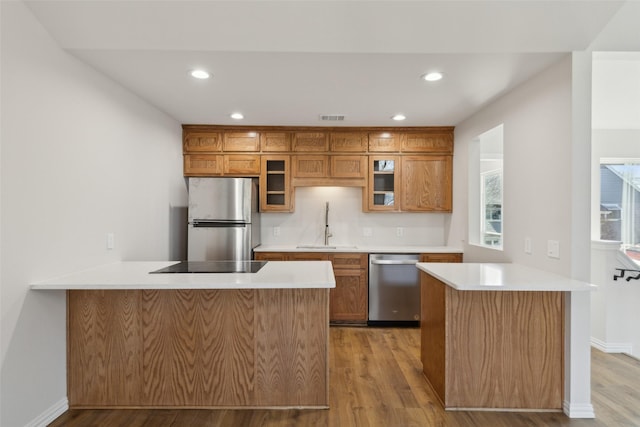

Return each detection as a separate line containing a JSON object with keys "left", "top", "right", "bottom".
{"left": 600, "top": 161, "right": 640, "bottom": 260}
{"left": 469, "top": 124, "right": 504, "bottom": 249}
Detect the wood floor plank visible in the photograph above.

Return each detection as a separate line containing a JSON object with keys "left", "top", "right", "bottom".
{"left": 51, "top": 327, "right": 640, "bottom": 427}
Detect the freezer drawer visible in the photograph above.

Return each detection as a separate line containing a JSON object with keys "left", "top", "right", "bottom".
{"left": 188, "top": 224, "right": 253, "bottom": 261}
{"left": 368, "top": 253, "right": 420, "bottom": 325}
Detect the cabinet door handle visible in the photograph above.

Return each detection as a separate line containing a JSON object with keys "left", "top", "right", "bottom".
{"left": 370, "top": 260, "right": 418, "bottom": 265}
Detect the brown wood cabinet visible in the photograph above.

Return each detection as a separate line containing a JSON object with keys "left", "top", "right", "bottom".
{"left": 329, "top": 132, "right": 368, "bottom": 152}
{"left": 292, "top": 155, "right": 367, "bottom": 186}
{"left": 183, "top": 132, "right": 223, "bottom": 152}
{"left": 254, "top": 252, "right": 368, "bottom": 324}
{"left": 184, "top": 154, "right": 260, "bottom": 176}
{"left": 420, "top": 253, "right": 462, "bottom": 263}
{"left": 260, "top": 132, "right": 291, "bottom": 152}
{"left": 329, "top": 253, "right": 368, "bottom": 323}
{"left": 401, "top": 156, "right": 452, "bottom": 212}
{"left": 182, "top": 125, "right": 454, "bottom": 213}
{"left": 420, "top": 273, "right": 563, "bottom": 410}
{"left": 402, "top": 131, "right": 454, "bottom": 154}
{"left": 260, "top": 155, "right": 293, "bottom": 212}
{"left": 292, "top": 132, "right": 328, "bottom": 152}
{"left": 223, "top": 131, "right": 260, "bottom": 152}
{"left": 366, "top": 155, "right": 400, "bottom": 211}
{"left": 68, "top": 288, "right": 329, "bottom": 408}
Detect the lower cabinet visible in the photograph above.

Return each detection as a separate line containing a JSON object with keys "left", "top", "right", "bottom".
{"left": 255, "top": 252, "right": 368, "bottom": 324}
{"left": 255, "top": 251, "right": 462, "bottom": 325}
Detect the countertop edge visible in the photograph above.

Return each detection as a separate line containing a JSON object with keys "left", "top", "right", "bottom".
{"left": 417, "top": 262, "right": 596, "bottom": 292}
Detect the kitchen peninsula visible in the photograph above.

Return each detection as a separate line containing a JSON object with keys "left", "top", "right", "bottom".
{"left": 31, "top": 261, "right": 335, "bottom": 409}
{"left": 417, "top": 262, "right": 595, "bottom": 415}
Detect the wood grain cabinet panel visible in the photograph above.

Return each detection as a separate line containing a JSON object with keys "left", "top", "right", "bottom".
{"left": 329, "top": 132, "right": 368, "bottom": 152}
{"left": 224, "top": 154, "right": 261, "bottom": 175}
{"left": 420, "top": 253, "right": 463, "bottom": 263}
{"left": 292, "top": 155, "right": 328, "bottom": 178}
{"left": 260, "top": 155, "right": 293, "bottom": 212}
{"left": 401, "top": 156, "right": 452, "bottom": 212}
{"left": 223, "top": 131, "right": 260, "bottom": 152}
{"left": 420, "top": 274, "right": 564, "bottom": 410}
{"left": 67, "top": 290, "right": 143, "bottom": 407}
{"left": 368, "top": 132, "right": 402, "bottom": 152}
{"left": 184, "top": 154, "right": 223, "bottom": 176}
{"left": 330, "top": 155, "right": 367, "bottom": 179}
{"left": 329, "top": 253, "right": 368, "bottom": 324}
{"left": 260, "top": 132, "right": 291, "bottom": 152}
{"left": 402, "top": 132, "right": 453, "bottom": 154}
{"left": 183, "top": 132, "right": 223, "bottom": 152}
{"left": 292, "top": 132, "right": 329, "bottom": 152}
{"left": 68, "top": 288, "right": 329, "bottom": 408}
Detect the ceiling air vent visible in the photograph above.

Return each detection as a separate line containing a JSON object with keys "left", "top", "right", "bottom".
{"left": 319, "top": 114, "right": 345, "bottom": 122}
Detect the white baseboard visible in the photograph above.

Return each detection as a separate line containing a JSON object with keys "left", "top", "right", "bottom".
{"left": 591, "top": 337, "right": 633, "bottom": 354}
{"left": 563, "top": 400, "right": 595, "bottom": 419}
{"left": 25, "top": 397, "right": 68, "bottom": 427}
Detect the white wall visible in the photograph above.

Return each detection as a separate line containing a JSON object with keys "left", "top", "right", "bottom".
{"left": 448, "top": 56, "right": 574, "bottom": 275}
{"left": 0, "top": 3, "right": 187, "bottom": 426}
{"left": 260, "top": 186, "right": 448, "bottom": 247}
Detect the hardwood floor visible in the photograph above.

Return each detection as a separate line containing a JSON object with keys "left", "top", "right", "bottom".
{"left": 50, "top": 327, "right": 640, "bottom": 427}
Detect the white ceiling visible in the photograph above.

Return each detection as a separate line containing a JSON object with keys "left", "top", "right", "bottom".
{"left": 23, "top": 0, "right": 639, "bottom": 127}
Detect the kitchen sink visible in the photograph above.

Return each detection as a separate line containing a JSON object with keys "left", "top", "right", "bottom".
{"left": 296, "top": 245, "right": 358, "bottom": 250}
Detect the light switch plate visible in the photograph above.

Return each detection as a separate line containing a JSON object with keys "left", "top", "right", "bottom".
{"left": 106, "top": 233, "right": 115, "bottom": 250}
{"left": 547, "top": 240, "right": 560, "bottom": 259}
{"left": 273, "top": 227, "right": 280, "bottom": 236}
{"left": 396, "top": 227, "right": 404, "bottom": 237}
{"left": 524, "top": 237, "right": 532, "bottom": 254}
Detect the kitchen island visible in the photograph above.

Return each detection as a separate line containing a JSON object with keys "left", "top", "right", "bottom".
{"left": 32, "top": 261, "right": 335, "bottom": 409}
{"left": 417, "top": 262, "right": 595, "bottom": 417}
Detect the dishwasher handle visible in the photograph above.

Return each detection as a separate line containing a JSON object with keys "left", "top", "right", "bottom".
{"left": 370, "top": 259, "right": 418, "bottom": 265}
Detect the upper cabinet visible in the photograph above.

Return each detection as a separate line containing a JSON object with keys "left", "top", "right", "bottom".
{"left": 402, "top": 131, "right": 453, "bottom": 154}
{"left": 182, "top": 125, "right": 454, "bottom": 213}
{"left": 330, "top": 132, "right": 368, "bottom": 152}
{"left": 292, "top": 132, "right": 328, "bottom": 152}
{"left": 183, "top": 132, "right": 223, "bottom": 152}
{"left": 401, "top": 155, "right": 452, "bottom": 212}
{"left": 223, "top": 131, "right": 260, "bottom": 152}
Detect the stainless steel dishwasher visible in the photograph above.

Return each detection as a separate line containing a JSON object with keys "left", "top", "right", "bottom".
{"left": 368, "top": 253, "right": 420, "bottom": 326}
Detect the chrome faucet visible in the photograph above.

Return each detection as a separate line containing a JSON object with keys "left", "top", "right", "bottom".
{"left": 324, "top": 201, "right": 332, "bottom": 246}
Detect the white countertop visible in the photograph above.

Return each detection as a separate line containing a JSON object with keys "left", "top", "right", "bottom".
{"left": 255, "top": 245, "right": 462, "bottom": 254}
{"left": 31, "top": 261, "right": 336, "bottom": 290}
{"left": 417, "top": 262, "right": 596, "bottom": 292}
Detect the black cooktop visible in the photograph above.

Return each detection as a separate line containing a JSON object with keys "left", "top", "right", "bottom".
{"left": 150, "top": 261, "right": 268, "bottom": 274}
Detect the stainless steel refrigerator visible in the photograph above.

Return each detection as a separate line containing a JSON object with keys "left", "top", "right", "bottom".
{"left": 187, "top": 177, "right": 261, "bottom": 261}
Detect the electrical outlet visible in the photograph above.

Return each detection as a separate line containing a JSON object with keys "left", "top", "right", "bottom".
{"left": 363, "top": 227, "right": 373, "bottom": 237}
{"left": 547, "top": 240, "right": 560, "bottom": 259}
{"left": 273, "top": 227, "right": 280, "bottom": 236}
{"left": 396, "top": 227, "right": 404, "bottom": 237}
{"left": 524, "top": 237, "right": 532, "bottom": 254}
{"left": 106, "top": 233, "right": 115, "bottom": 250}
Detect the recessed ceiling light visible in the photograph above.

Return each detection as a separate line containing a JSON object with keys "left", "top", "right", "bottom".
{"left": 230, "top": 112, "right": 244, "bottom": 120}
{"left": 190, "top": 69, "right": 210, "bottom": 79}
{"left": 392, "top": 114, "right": 406, "bottom": 121}
{"left": 422, "top": 72, "right": 443, "bottom": 82}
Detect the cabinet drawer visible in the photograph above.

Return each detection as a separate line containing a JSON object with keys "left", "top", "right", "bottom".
{"left": 420, "top": 253, "right": 463, "bottom": 263}
{"left": 330, "top": 253, "right": 367, "bottom": 269}
{"left": 288, "top": 252, "right": 330, "bottom": 261}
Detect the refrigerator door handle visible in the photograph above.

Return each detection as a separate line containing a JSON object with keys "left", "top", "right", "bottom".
{"left": 191, "top": 220, "right": 248, "bottom": 228}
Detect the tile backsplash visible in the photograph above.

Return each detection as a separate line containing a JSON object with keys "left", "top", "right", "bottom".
{"left": 260, "top": 187, "right": 448, "bottom": 247}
